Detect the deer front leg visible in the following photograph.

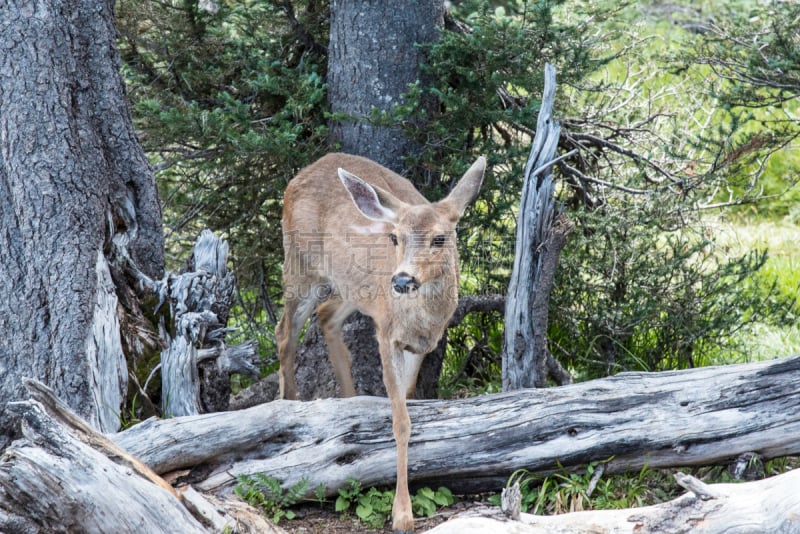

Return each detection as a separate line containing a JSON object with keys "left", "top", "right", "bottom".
{"left": 379, "top": 336, "right": 415, "bottom": 533}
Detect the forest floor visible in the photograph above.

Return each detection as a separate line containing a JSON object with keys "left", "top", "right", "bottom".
{"left": 278, "top": 498, "right": 489, "bottom": 533}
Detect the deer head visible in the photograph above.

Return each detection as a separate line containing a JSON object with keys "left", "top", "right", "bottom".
{"left": 338, "top": 157, "right": 484, "bottom": 298}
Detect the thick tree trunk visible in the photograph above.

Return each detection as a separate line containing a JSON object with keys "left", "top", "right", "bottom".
{"left": 426, "top": 469, "right": 800, "bottom": 533}
{"left": 0, "top": 0, "right": 164, "bottom": 434}
{"left": 117, "top": 354, "right": 800, "bottom": 498}
{"left": 327, "top": 0, "right": 444, "bottom": 175}
{"left": 503, "top": 64, "right": 573, "bottom": 390}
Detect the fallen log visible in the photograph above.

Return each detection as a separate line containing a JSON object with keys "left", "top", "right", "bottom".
{"left": 114, "top": 354, "right": 800, "bottom": 497}
{"left": 423, "top": 468, "right": 800, "bottom": 533}
{"left": 0, "top": 379, "right": 280, "bottom": 534}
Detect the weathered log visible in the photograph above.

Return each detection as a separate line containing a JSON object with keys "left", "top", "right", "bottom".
{"left": 424, "top": 468, "right": 800, "bottom": 533}
{"left": 0, "top": 384, "right": 206, "bottom": 533}
{"left": 115, "top": 354, "right": 800, "bottom": 497}
{"left": 0, "top": 379, "right": 281, "bottom": 534}
{"left": 503, "top": 62, "right": 573, "bottom": 390}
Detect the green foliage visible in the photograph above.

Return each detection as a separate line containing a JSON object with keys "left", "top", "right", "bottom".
{"left": 491, "top": 461, "right": 678, "bottom": 515}
{"left": 118, "top": 0, "right": 330, "bottom": 357}
{"left": 335, "top": 479, "right": 394, "bottom": 529}
{"left": 412, "top": 486, "right": 456, "bottom": 517}
{"left": 677, "top": 0, "right": 800, "bottom": 218}
{"left": 234, "top": 474, "right": 309, "bottom": 524}
{"left": 335, "top": 478, "right": 455, "bottom": 528}
{"left": 551, "top": 199, "right": 795, "bottom": 377}
{"left": 440, "top": 309, "right": 504, "bottom": 397}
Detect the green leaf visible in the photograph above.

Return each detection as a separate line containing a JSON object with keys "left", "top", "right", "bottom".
{"left": 335, "top": 496, "right": 350, "bottom": 513}
{"left": 418, "top": 487, "right": 435, "bottom": 500}
{"left": 355, "top": 503, "right": 373, "bottom": 520}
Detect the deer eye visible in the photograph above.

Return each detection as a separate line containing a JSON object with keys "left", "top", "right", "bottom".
{"left": 389, "top": 233, "right": 398, "bottom": 246}
{"left": 431, "top": 234, "right": 446, "bottom": 248}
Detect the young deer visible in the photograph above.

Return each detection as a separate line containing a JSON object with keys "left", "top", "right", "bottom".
{"left": 277, "top": 153, "right": 485, "bottom": 532}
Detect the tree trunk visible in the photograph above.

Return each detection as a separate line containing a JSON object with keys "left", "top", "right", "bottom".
{"left": 0, "top": 0, "right": 164, "bottom": 435}
{"left": 425, "top": 469, "right": 800, "bottom": 534}
{"left": 117, "top": 354, "right": 800, "bottom": 497}
{"left": 503, "top": 63, "right": 573, "bottom": 390}
{"left": 327, "top": 0, "right": 444, "bottom": 175}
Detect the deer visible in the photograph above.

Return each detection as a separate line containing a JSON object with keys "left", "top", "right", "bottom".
{"left": 276, "top": 152, "right": 485, "bottom": 533}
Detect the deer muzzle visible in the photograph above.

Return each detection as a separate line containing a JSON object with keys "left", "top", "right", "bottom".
{"left": 391, "top": 272, "right": 419, "bottom": 294}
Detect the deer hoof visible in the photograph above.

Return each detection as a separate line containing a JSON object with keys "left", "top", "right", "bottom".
{"left": 393, "top": 530, "right": 414, "bottom": 534}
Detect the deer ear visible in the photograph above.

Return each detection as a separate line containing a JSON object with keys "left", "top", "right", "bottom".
{"left": 442, "top": 156, "right": 485, "bottom": 216}
{"left": 339, "top": 168, "right": 403, "bottom": 224}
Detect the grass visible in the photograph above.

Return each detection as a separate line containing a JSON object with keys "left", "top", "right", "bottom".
{"left": 710, "top": 217, "right": 800, "bottom": 364}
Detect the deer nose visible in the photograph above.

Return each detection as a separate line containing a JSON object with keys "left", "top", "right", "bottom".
{"left": 392, "top": 272, "right": 419, "bottom": 294}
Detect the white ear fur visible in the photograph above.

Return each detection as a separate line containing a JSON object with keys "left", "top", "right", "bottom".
{"left": 339, "top": 168, "right": 399, "bottom": 223}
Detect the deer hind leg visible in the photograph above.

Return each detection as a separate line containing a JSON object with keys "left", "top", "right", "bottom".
{"left": 378, "top": 335, "right": 415, "bottom": 533}
{"left": 276, "top": 281, "right": 323, "bottom": 400}
{"left": 317, "top": 298, "right": 357, "bottom": 397}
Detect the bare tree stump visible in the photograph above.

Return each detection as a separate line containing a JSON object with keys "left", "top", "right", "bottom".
{"left": 503, "top": 63, "right": 573, "bottom": 390}
{"left": 157, "top": 230, "right": 259, "bottom": 416}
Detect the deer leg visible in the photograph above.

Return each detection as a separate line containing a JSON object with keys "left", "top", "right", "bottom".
{"left": 275, "top": 284, "right": 319, "bottom": 400}
{"left": 317, "top": 298, "right": 357, "bottom": 397}
{"left": 378, "top": 335, "right": 415, "bottom": 533}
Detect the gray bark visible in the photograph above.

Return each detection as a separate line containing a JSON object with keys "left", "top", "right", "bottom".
{"left": 116, "top": 354, "right": 800, "bottom": 498}
{"left": 503, "top": 63, "right": 572, "bottom": 390}
{"left": 327, "top": 0, "right": 444, "bottom": 175}
{"left": 0, "top": 0, "right": 164, "bottom": 434}
{"left": 157, "top": 230, "right": 258, "bottom": 416}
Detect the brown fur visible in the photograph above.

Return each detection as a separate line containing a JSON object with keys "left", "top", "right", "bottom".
{"left": 277, "top": 152, "right": 484, "bottom": 532}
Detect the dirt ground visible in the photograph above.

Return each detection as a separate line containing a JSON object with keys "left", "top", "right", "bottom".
{"left": 281, "top": 499, "right": 488, "bottom": 533}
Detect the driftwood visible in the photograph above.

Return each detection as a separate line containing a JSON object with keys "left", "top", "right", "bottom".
{"left": 426, "top": 468, "right": 800, "bottom": 533}
{"left": 116, "top": 354, "right": 800, "bottom": 497}
{"left": 503, "top": 63, "right": 573, "bottom": 390}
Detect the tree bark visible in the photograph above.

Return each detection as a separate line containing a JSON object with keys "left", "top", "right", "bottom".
{"left": 425, "top": 469, "right": 800, "bottom": 533}
{"left": 117, "top": 354, "right": 800, "bottom": 497}
{"left": 0, "top": 0, "right": 164, "bottom": 435}
{"left": 503, "top": 63, "right": 573, "bottom": 390}
{"left": 327, "top": 0, "right": 444, "bottom": 175}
